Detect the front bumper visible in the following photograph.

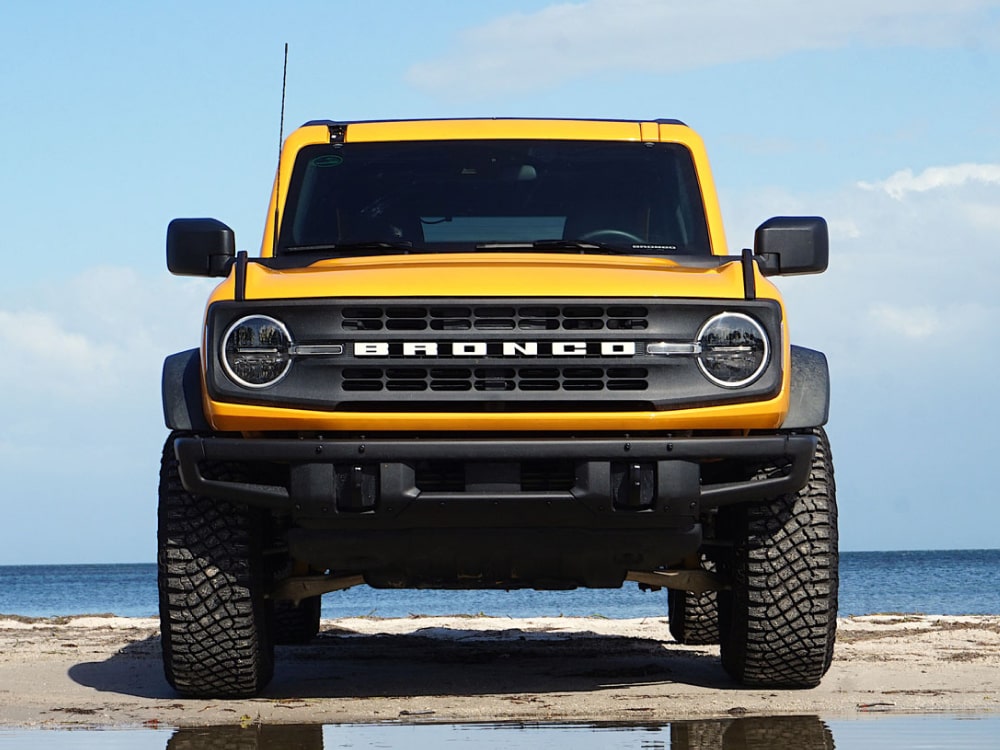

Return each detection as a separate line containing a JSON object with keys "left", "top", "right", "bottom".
{"left": 173, "top": 433, "right": 817, "bottom": 526}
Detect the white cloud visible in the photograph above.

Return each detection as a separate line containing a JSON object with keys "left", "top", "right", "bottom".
{"left": 726, "top": 159, "right": 1000, "bottom": 383}
{"left": 405, "top": 0, "right": 1000, "bottom": 96}
{"left": 828, "top": 218, "right": 861, "bottom": 240}
{"left": 858, "top": 163, "right": 1000, "bottom": 200}
{"left": 961, "top": 201, "right": 1000, "bottom": 231}
{"left": 0, "top": 268, "right": 212, "bottom": 403}
{"left": 868, "top": 302, "right": 997, "bottom": 342}
{"left": 868, "top": 304, "right": 943, "bottom": 339}
{"left": 0, "top": 310, "right": 115, "bottom": 379}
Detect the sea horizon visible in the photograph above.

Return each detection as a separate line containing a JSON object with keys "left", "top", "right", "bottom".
{"left": 5, "top": 545, "right": 998, "bottom": 568}
{"left": 2, "top": 549, "right": 999, "bottom": 619}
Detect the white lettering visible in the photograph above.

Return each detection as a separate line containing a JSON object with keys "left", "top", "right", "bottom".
{"left": 403, "top": 342, "right": 438, "bottom": 356}
{"left": 452, "top": 342, "right": 487, "bottom": 356}
{"left": 602, "top": 342, "right": 636, "bottom": 356}
{"left": 353, "top": 340, "right": 637, "bottom": 358}
{"left": 502, "top": 342, "right": 538, "bottom": 356}
{"left": 355, "top": 342, "right": 388, "bottom": 356}
{"left": 552, "top": 342, "right": 587, "bottom": 356}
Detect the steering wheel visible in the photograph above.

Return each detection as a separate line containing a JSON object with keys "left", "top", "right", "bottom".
{"left": 576, "top": 229, "right": 644, "bottom": 244}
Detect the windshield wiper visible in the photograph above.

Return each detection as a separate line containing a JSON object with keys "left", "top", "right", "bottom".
{"left": 475, "top": 240, "right": 631, "bottom": 255}
{"left": 284, "top": 241, "right": 415, "bottom": 255}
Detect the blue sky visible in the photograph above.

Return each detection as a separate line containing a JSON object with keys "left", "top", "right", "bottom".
{"left": 1, "top": 1, "right": 999, "bottom": 564}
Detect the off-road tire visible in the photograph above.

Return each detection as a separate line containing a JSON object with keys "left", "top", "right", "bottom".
{"left": 273, "top": 596, "right": 322, "bottom": 644}
{"left": 158, "top": 433, "right": 274, "bottom": 697}
{"left": 719, "top": 427, "right": 838, "bottom": 688}
{"left": 668, "top": 556, "right": 720, "bottom": 645}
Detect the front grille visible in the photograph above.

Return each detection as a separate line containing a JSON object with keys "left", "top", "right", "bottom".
{"left": 341, "top": 366, "right": 650, "bottom": 392}
{"left": 206, "top": 297, "right": 785, "bottom": 412}
{"left": 342, "top": 305, "right": 650, "bottom": 332}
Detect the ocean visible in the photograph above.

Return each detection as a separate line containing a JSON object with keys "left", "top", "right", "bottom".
{"left": 1, "top": 549, "right": 997, "bottom": 619}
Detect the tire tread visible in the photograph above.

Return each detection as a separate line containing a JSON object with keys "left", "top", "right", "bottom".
{"left": 157, "top": 434, "right": 274, "bottom": 697}
{"left": 720, "top": 428, "right": 838, "bottom": 688}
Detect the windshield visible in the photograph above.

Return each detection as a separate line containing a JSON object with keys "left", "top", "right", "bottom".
{"left": 277, "top": 139, "right": 711, "bottom": 257}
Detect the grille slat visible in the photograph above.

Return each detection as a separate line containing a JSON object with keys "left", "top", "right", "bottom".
{"left": 341, "top": 304, "right": 650, "bottom": 331}
{"left": 342, "top": 365, "right": 650, "bottom": 393}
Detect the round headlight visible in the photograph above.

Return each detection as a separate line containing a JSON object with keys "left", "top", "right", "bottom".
{"left": 221, "top": 315, "right": 292, "bottom": 388}
{"left": 696, "top": 312, "right": 769, "bottom": 388}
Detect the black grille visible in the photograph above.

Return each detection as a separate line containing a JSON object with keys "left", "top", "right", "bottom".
{"left": 206, "top": 297, "right": 785, "bottom": 412}
{"left": 342, "top": 305, "right": 649, "bottom": 332}
{"left": 342, "top": 366, "right": 649, "bottom": 392}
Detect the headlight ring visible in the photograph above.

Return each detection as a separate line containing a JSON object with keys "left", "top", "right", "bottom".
{"left": 696, "top": 312, "right": 769, "bottom": 388}
{"left": 221, "top": 315, "right": 293, "bottom": 388}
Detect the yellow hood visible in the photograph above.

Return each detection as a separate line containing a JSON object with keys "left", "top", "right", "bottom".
{"left": 211, "top": 252, "right": 775, "bottom": 303}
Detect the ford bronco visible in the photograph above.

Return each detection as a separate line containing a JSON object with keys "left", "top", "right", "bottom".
{"left": 159, "top": 118, "right": 836, "bottom": 697}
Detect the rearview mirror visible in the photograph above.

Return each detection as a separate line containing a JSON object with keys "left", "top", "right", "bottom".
{"left": 753, "top": 217, "right": 828, "bottom": 276}
{"left": 167, "top": 218, "right": 236, "bottom": 277}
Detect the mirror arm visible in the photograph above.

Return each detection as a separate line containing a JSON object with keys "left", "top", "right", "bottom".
{"left": 234, "top": 251, "right": 248, "bottom": 301}
{"left": 741, "top": 248, "right": 757, "bottom": 300}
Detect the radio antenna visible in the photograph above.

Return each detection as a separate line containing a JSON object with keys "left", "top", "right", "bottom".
{"left": 272, "top": 43, "right": 289, "bottom": 256}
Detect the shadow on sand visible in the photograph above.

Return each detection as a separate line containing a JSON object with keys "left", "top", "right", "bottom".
{"left": 69, "top": 621, "right": 735, "bottom": 700}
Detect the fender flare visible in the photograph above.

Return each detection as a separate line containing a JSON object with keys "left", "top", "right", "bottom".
{"left": 162, "top": 349, "right": 211, "bottom": 431}
{"left": 781, "top": 345, "right": 830, "bottom": 429}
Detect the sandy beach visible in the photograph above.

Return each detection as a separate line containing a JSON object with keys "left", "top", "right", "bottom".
{"left": 1, "top": 614, "right": 998, "bottom": 727}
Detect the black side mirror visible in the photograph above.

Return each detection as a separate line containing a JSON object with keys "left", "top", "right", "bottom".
{"left": 753, "top": 216, "right": 828, "bottom": 276}
{"left": 167, "top": 218, "right": 236, "bottom": 277}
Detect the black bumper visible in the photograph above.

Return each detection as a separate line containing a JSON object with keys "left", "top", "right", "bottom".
{"left": 173, "top": 433, "right": 817, "bottom": 527}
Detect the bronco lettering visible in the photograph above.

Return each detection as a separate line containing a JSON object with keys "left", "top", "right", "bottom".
{"left": 352, "top": 341, "right": 638, "bottom": 357}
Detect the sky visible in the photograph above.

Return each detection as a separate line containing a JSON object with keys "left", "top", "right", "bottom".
{"left": 1, "top": 1, "right": 999, "bottom": 564}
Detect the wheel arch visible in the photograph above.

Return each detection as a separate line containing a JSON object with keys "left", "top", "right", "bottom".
{"left": 162, "top": 349, "right": 211, "bottom": 431}
{"left": 781, "top": 346, "right": 829, "bottom": 429}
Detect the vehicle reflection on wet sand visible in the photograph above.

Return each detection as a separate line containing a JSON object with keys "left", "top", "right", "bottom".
{"left": 167, "top": 716, "right": 834, "bottom": 750}
{"left": 3, "top": 715, "right": 1000, "bottom": 749}
{"left": 111, "top": 714, "right": 1000, "bottom": 749}
{"left": 164, "top": 717, "right": 835, "bottom": 749}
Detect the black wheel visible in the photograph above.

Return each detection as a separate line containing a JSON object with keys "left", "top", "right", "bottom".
{"left": 668, "top": 557, "right": 720, "bottom": 645}
{"left": 719, "top": 428, "right": 838, "bottom": 688}
{"left": 273, "top": 596, "right": 322, "bottom": 644}
{"left": 157, "top": 433, "right": 274, "bottom": 697}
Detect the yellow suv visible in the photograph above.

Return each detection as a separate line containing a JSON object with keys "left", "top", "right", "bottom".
{"left": 159, "top": 118, "right": 835, "bottom": 697}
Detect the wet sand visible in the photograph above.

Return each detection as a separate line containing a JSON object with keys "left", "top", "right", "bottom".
{"left": 1, "top": 614, "right": 998, "bottom": 727}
